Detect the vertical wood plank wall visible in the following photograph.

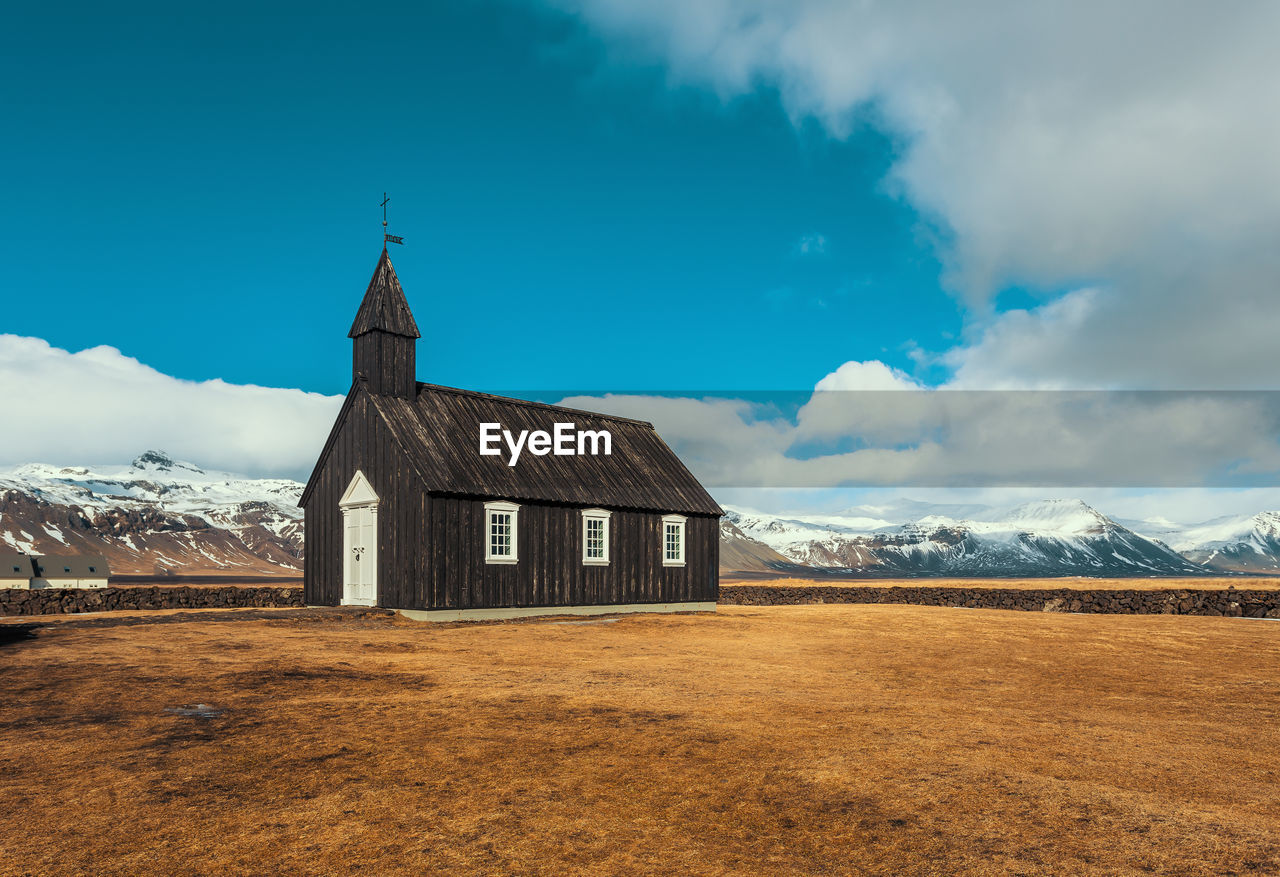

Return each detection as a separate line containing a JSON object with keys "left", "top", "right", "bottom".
{"left": 302, "top": 394, "right": 431, "bottom": 608}
{"left": 352, "top": 334, "right": 416, "bottom": 399}
{"left": 305, "top": 406, "right": 720, "bottom": 609}
{"left": 425, "top": 498, "right": 719, "bottom": 610}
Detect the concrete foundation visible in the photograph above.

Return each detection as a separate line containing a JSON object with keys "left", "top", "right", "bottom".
{"left": 396, "top": 601, "right": 717, "bottom": 623}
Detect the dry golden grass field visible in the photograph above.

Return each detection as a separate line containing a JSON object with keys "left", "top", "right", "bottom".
{"left": 721, "top": 574, "right": 1280, "bottom": 591}
{"left": 1, "top": 605, "right": 1278, "bottom": 876}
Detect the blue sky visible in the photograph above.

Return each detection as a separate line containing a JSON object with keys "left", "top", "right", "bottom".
{"left": 3, "top": 0, "right": 957, "bottom": 395}
{"left": 6, "top": 1, "right": 1280, "bottom": 521}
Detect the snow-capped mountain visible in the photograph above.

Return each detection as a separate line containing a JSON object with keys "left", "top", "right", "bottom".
{"left": 1157, "top": 511, "right": 1280, "bottom": 573}
{"left": 723, "top": 499, "right": 1272, "bottom": 577}
{"left": 6, "top": 451, "right": 1280, "bottom": 579}
{"left": 719, "top": 517, "right": 795, "bottom": 572}
{"left": 0, "top": 451, "right": 303, "bottom": 575}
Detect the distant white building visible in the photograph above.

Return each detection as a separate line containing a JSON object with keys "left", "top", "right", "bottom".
{"left": 1, "top": 554, "right": 34, "bottom": 588}
{"left": 30, "top": 556, "right": 110, "bottom": 589}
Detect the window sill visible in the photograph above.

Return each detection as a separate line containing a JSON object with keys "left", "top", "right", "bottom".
{"left": 582, "top": 559, "right": 610, "bottom": 566}
{"left": 662, "top": 560, "right": 686, "bottom": 567}
{"left": 485, "top": 557, "right": 518, "bottom": 565}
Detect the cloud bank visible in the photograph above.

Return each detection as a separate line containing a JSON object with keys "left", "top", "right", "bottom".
{"left": 542, "top": 0, "right": 1280, "bottom": 388}
{"left": 0, "top": 335, "right": 342, "bottom": 479}
{"left": 560, "top": 363, "right": 1280, "bottom": 489}
{"left": 5, "top": 335, "right": 1278, "bottom": 512}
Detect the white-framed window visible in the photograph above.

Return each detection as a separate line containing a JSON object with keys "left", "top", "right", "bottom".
{"left": 662, "top": 514, "right": 686, "bottom": 566}
{"left": 581, "top": 508, "right": 612, "bottom": 565}
{"left": 484, "top": 500, "right": 519, "bottom": 564}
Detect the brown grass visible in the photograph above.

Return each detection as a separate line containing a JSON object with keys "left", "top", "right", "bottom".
{"left": 721, "top": 573, "right": 1280, "bottom": 591}
{"left": 1, "top": 606, "right": 1278, "bottom": 876}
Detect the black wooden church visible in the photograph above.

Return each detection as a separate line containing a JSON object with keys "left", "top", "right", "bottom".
{"left": 301, "top": 247, "right": 722, "bottom": 619}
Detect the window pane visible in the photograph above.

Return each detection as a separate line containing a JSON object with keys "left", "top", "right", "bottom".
{"left": 664, "top": 522, "right": 682, "bottom": 560}
{"left": 490, "top": 512, "right": 513, "bottom": 556}
{"left": 585, "top": 517, "right": 606, "bottom": 559}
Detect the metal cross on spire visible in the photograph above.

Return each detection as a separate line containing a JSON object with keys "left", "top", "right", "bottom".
{"left": 381, "top": 192, "right": 404, "bottom": 246}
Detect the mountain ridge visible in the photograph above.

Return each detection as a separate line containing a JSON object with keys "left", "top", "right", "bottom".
{"left": 723, "top": 499, "right": 1280, "bottom": 577}
{"left": 0, "top": 451, "right": 303, "bottom": 574}
{"left": 2, "top": 452, "right": 1277, "bottom": 578}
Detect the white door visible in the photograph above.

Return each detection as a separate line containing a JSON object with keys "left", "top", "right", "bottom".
{"left": 339, "top": 470, "right": 379, "bottom": 607}
{"left": 343, "top": 504, "right": 377, "bottom": 605}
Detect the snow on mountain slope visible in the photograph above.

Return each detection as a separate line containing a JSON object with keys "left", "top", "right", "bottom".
{"left": 979, "top": 499, "right": 1109, "bottom": 534}
{"left": 723, "top": 499, "right": 1211, "bottom": 577}
{"left": 1164, "top": 511, "right": 1280, "bottom": 551}
{"left": 718, "top": 518, "right": 797, "bottom": 572}
{"left": 8, "top": 451, "right": 302, "bottom": 518}
{"left": 7, "top": 450, "right": 1279, "bottom": 579}
{"left": 1164, "top": 511, "right": 1280, "bottom": 573}
{"left": 0, "top": 451, "right": 303, "bottom": 575}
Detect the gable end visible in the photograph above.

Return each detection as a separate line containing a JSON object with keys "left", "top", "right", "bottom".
{"left": 299, "top": 382, "right": 365, "bottom": 508}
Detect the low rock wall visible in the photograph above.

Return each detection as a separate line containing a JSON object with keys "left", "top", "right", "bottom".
{"left": 0, "top": 586, "right": 304, "bottom": 616}
{"left": 5, "top": 584, "right": 1278, "bottom": 618}
{"left": 717, "top": 585, "right": 1280, "bottom": 617}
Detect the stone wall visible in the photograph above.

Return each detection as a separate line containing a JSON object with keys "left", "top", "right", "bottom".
{"left": 5, "top": 583, "right": 1278, "bottom": 618}
{"left": 0, "top": 586, "right": 304, "bottom": 616}
{"left": 718, "top": 585, "right": 1280, "bottom": 617}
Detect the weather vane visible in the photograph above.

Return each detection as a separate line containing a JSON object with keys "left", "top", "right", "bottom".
{"left": 381, "top": 192, "right": 404, "bottom": 246}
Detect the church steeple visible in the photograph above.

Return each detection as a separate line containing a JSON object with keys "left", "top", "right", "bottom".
{"left": 349, "top": 247, "right": 419, "bottom": 398}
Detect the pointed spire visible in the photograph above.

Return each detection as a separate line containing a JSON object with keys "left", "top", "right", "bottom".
{"left": 348, "top": 247, "right": 421, "bottom": 339}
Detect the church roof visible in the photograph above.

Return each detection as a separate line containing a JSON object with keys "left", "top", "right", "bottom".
{"left": 301, "top": 382, "right": 723, "bottom": 516}
{"left": 348, "top": 248, "right": 421, "bottom": 339}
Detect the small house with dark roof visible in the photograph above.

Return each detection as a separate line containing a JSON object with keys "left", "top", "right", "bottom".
{"left": 30, "top": 555, "right": 109, "bottom": 589}
{"left": 301, "top": 248, "right": 721, "bottom": 619}
{"left": 1, "top": 553, "right": 35, "bottom": 588}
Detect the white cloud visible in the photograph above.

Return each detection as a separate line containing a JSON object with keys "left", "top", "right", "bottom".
{"left": 555, "top": 392, "right": 797, "bottom": 486}
{"left": 0, "top": 335, "right": 342, "bottom": 479}
{"left": 7, "top": 333, "right": 1276, "bottom": 519}
{"left": 542, "top": 0, "right": 1280, "bottom": 388}
{"left": 940, "top": 289, "right": 1101, "bottom": 389}
{"left": 557, "top": 362, "right": 1280, "bottom": 489}
{"left": 814, "top": 360, "right": 921, "bottom": 392}
{"left": 713, "top": 486, "right": 1280, "bottom": 527}
{"left": 794, "top": 232, "right": 827, "bottom": 256}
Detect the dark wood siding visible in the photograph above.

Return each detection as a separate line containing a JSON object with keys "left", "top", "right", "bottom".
{"left": 303, "top": 390, "right": 721, "bottom": 611}
{"left": 352, "top": 333, "right": 415, "bottom": 399}
{"left": 302, "top": 392, "right": 430, "bottom": 607}
{"left": 423, "top": 497, "right": 718, "bottom": 610}
{"left": 307, "top": 247, "right": 721, "bottom": 611}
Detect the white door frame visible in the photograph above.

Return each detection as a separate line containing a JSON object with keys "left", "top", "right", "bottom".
{"left": 339, "top": 470, "right": 379, "bottom": 607}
